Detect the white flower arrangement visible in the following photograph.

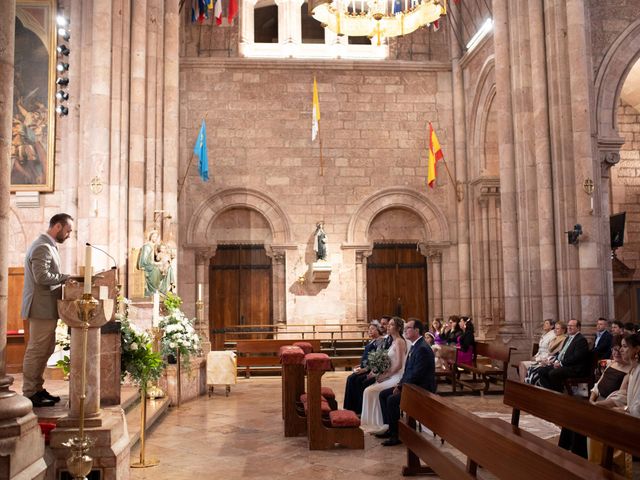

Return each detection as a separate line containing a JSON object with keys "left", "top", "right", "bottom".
{"left": 55, "top": 320, "right": 70, "bottom": 352}
{"left": 158, "top": 308, "right": 200, "bottom": 362}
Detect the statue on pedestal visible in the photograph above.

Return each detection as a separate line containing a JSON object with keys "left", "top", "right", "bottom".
{"left": 314, "top": 222, "right": 328, "bottom": 261}
{"left": 136, "top": 230, "right": 176, "bottom": 297}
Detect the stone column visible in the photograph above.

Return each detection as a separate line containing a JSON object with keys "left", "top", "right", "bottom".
{"left": 428, "top": 251, "right": 443, "bottom": 321}
{"left": 449, "top": 0, "right": 471, "bottom": 315}
{"left": 355, "top": 250, "right": 372, "bottom": 323}
{"left": 240, "top": 0, "right": 259, "bottom": 44}
{"left": 0, "top": 3, "right": 47, "bottom": 477}
{"left": 492, "top": 0, "right": 522, "bottom": 334}
{"left": 268, "top": 250, "right": 286, "bottom": 325}
{"left": 195, "top": 248, "right": 213, "bottom": 340}
{"left": 479, "top": 196, "right": 490, "bottom": 320}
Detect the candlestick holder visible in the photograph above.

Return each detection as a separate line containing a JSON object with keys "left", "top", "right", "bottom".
{"left": 147, "top": 327, "right": 165, "bottom": 400}
{"left": 130, "top": 384, "right": 160, "bottom": 469}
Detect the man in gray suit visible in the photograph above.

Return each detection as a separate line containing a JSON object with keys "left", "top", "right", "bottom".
{"left": 21, "top": 213, "right": 74, "bottom": 407}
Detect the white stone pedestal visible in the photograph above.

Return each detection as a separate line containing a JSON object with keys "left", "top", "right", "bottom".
{"left": 311, "top": 261, "right": 332, "bottom": 283}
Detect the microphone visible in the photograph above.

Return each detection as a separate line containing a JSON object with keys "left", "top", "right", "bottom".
{"left": 86, "top": 242, "right": 118, "bottom": 271}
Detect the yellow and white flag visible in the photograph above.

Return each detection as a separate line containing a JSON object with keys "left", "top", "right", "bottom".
{"left": 312, "top": 77, "right": 321, "bottom": 141}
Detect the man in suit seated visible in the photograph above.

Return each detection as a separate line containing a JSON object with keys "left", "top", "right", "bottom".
{"left": 343, "top": 321, "right": 385, "bottom": 414}
{"left": 538, "top": 318, "right": 590, "bottom": 393}
{"left": 376, "top": 319, "right": 436, "bottom": 446}
{"left": 592, "top": 317, "right": 613, "bottom": 360}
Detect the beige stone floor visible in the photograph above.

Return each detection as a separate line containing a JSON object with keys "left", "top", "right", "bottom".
{"left": 128, "top": 372, "right": 557, "bottom": 480}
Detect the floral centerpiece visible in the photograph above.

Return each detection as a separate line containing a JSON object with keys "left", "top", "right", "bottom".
{"left": 367, "top": 348, "right": 391, "bottom": 377}
{"left": 118, "top": 297, "right": 164, "bottom": 386}
{"left": 158, "top": 294, "right": 200, "bottom": 364}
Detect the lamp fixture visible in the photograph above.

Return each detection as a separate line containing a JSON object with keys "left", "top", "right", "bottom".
{"left": 57, "top": 44, "right": 70, "bottom": 56}
{"left": 56, "top": 15, "right": 68, "bottom": 27}
{"left": 56, "top": 90, "right": 69, "bottom": 101}
{"left": 309, "top": 0, "right": 446, "bottom": 46}
{"left": 57, "top": 62, "right": 69, "bottom": 72}
{"left": 57, "top": 27, "right": 70, "bottom": 41}
{"left": 567, "top": 224, "right": 583, "bottom": 245}
{"left": 56, "top": 105, "right": 69, "bottom": 116}
{"left": 56, "top": 77, "right": 69, "bottom": 86}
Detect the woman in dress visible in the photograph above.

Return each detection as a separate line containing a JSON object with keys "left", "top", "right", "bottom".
{"left": 589, "top": 335, "right": 631, "bottom": 404}
{"left": 518, "top": 319, "right": 557, "bottom": 381}
{"left": 360, "top": 316, "right": 409, "bottom": 433}
{"left": 456, "top": 317, "right": 475, "bottom": 366}
{"left": 525, "top": 321, "right": 567, "bottom": 385}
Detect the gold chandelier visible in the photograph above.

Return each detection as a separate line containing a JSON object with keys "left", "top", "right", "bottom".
{"left": 309, "top": 0, "right": 446, "bottom": 45}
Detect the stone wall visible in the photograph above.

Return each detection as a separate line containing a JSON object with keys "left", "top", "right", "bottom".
{"left": 178, "top": 59, "right": 457, "bottom": 326}
{"left": 611, "top": 100, "right": 640, "bottom": 278}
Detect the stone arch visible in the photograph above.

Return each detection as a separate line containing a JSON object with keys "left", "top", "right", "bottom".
{"left": 595, "top": 18, "right": 640, "bottom": 142}
{"left": 186, "top": 187, "right": 292, "bottom": 247}
{"left": 346, "top": 187, "right": 450, "bottom": 246}
{"left": 468, "top": 56, "right": 497, "bottom": 180}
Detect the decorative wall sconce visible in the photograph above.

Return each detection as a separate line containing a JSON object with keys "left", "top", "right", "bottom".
{"left": 567, "top": 224, "right": 583, "bottom": 245}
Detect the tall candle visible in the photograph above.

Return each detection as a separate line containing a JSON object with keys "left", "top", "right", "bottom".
{"left": 152, "top": 291, "right": 160, "bottom": 327}
{"left": 197, "top": 283, "right": 203, "bottom": 302}
{"left": 83, "top": 245, "right": 92, "bottom": 294}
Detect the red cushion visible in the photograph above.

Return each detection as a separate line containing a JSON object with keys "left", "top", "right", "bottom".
{"left": 300, "top": 394, "right": 331, "bottom": 414}
{"left": 293, "top": 341, "right": 314, "bottom": 354}
{"left": 320, "top": 387, "right": 335, "bottom": 399}
{"left": 304, "top": 353, "right": 332, "bottom": 371}
{"left": 329, "top": 410, "right": 361, "bottom": 428}
{"left": 39, "top": 422, "right": 56, "bottom": 444}
{"left": 279, "top": 346, "right": 305, "bottom": 364}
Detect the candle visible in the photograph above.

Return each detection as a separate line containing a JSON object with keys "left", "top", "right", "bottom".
{"left": 83, "top": 245, "right": 92, "bottom": 294}
{"left": 152, "top": 291, "right": 160, "bottom": 327}
{"left": 197, "top": 283, "right": 203, "bottom": 302}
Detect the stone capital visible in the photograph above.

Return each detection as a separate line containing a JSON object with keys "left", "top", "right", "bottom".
{"left": 355, "top": 249, "right": 373, "bottom": 263}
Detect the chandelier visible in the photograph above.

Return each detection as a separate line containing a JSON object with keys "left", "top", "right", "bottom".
{"left": 309, "top": 0, "right": 446, "bottom": 45}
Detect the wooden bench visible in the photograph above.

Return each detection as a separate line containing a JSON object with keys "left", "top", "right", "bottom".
{"left": 279, "top": 346, "right": 307, "bottom": 437}
{"left": 455, "top": 341, "right": 514, "bottom": 394}
{"left": 398, "top": 384, "right": 623, "bottom": 479}
{"left": 235, "top": 339, "right": 321, "bottom": 378}
{"left": 504, "top": 380, "right": 640, "bottom": 469}
{"left": 305, "top": 354, "right": 363, "bottom": 450}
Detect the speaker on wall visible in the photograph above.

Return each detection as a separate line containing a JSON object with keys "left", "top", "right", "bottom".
{"left": 610, "top": 212, "right": 626, "bottom": 249}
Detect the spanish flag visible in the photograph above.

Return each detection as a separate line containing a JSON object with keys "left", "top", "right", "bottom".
{"left": 427, "top": 122, "right": 443, "bottom": 188}
{"left": 312, "top": 77, "right": 321, "bottom": 141}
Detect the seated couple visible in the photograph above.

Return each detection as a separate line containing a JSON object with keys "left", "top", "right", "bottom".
{"left": 344, "top": 317, "right": 436, "bottom": 446}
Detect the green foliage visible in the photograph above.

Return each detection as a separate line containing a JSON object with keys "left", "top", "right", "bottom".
{"left": 367, "top": 348, "right": 391, "bottom": 376}
{"left": 120, "top": 317, "right": 164, "bottom": 386}
{"left": 163, "top": 292, "right": 183, "bottom": 312}
{"left": 56, "top": 355, "right": 71, "bottom": 376}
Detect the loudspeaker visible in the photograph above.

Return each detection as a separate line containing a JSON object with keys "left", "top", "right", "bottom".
{"left": 610, "top": 212, "right": 626, "bottom": 249}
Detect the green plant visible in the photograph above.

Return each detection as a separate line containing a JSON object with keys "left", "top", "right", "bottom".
{"left": 56, "top": 355, "right": 71, "bottom": 377}
{"left": 163, "top": 292, "right": 183, "bottom": 312}
{"left": 120, "top": 314, "right": 164, "bottom": 387}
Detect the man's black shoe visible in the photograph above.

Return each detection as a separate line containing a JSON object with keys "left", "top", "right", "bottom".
{"left": 28, "top": 391, "right": 55, "bottom": 408}
{"left": 41, "top": 389, "right": 61, "bottom": 403}
{"left": 375, "top": 430, "right": 391, "bottom": 439}
{"left": 381, "top": 438, "right": 402, "bottom": 447}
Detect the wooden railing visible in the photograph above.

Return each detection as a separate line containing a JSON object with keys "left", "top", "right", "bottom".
{"left": 220, "top": 323, "right": 368, "bottom": 341}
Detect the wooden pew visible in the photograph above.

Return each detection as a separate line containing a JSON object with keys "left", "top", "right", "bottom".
{"left": 398, "top": 384, "right": 623, "bottom": 479}
{"left": 235, "top": 339, "right": 321, "bottom": 378}
{"left": 503, "top": 380, "right": 640, "bottom": 469}
{"left": 455, "top": 341, "right": 514, "bottom": 394}
{"left": 279, "top": 346, "right": 307, "bottom": 437}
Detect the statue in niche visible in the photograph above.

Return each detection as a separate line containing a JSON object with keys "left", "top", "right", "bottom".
{"left": 136, "top": 229, "right": 176, "bottom": 296}
{"left": 314, "top": 222, "right": 328, "bottom": 261}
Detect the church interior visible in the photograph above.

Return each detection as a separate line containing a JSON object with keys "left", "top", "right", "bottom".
{"left": 1, "top": 0, "right": 640, "bottom": 478}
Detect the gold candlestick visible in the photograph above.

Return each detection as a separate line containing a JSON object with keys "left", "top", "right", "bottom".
{"left": 130, "top": 384, "right": 159, "bottom": 468}
{"left": 147, "top": 327, "right": 165, "bottom": 400}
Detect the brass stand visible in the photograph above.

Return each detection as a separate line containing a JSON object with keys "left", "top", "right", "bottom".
{"left": 130, "top": 385, "right": 159, "bottom": 468}
{"left": 63, "top": 293, "right": 98, "bottom": 480}
{"left": 176, "top": 348, "right": 181, "bottom": 407}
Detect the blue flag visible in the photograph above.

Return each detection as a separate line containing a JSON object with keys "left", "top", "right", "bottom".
{"left": 392, "top": 0, "right": 402, "bottom": 13}
{"left": 194, "top": 119, "right": 209, "bottom": 181}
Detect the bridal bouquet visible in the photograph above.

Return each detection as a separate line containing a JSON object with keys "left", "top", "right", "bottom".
{"left": 367, "top": 348, "right": 391, "bottom": 376}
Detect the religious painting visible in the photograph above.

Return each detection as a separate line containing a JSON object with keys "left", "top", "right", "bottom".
{"left": 11, "top": 0, "right": 57, "bottom": 192}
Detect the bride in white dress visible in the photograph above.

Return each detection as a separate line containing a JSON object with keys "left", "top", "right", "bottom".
{"left": 360, "top": 317, "right": 409, "bottom": 433}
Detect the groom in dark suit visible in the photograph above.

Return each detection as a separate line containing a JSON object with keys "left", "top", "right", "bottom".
{"left": 376, "top": 319, "right": 436, "bottom": 446}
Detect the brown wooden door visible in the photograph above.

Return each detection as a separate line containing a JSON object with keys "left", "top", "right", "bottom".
{"left": 614, "top": 281, "right": 640, "bottom": 324}
{"left": 209, "top": 245, "right": 272, "bottom": 341}
{"left": 366, "top": 244, "right": 428, "bottom": 322}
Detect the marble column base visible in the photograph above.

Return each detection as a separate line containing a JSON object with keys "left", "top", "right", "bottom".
{"left": 49, "top": 406, "right": 130, "bottom": 480}
{"left": 0, "top": 392, "right": 48, "bottom": 480}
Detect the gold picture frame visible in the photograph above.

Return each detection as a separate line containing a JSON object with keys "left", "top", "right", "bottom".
{"left": 11, "top": 0, "right": 57, "bottom": 192}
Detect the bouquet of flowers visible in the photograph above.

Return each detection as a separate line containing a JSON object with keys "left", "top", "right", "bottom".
{"left": 367, "top": 348, "right": 391, "bottom": 376}
{"left": 54, "top": 320, "right": 71, "bottom": 377}
{"left": 120, "top": 316, "right": 164, "bottom": 386}
{"left": 158, "top": 307, "right": 200, "bottom": 362}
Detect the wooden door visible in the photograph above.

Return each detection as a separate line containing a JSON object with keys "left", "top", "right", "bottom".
{"left": 614, "top": 281, "right": 640, "bottom": 324}
{"left": 366, "top": 244, "right": 428, "bottom": 322}
{"left": 209, "top": 245, "right": 272, "bottom": 341}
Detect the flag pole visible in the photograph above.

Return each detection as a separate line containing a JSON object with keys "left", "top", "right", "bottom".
{"left": 178, "top": 113, "right": 209, "bottom": 202}
{"left": 319, "top": 123, "right": 324, "bottom": 177}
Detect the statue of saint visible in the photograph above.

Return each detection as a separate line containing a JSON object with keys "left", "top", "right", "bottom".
{"left": 137, "top": 230, "right": 162, "bottom": 297}
{"left": 157, "top": 242, "right": 176, "bottom": 294}
{"left": 314, "top": 222, "right": 328, "bottom": 261}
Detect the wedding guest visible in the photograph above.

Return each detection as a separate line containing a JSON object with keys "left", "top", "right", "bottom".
{"left": 424, "top": 332, "right": 435, "bottom": 346}
{"left": 343, "top": 321, "right": 385, "bottom": 415}
{"left": 623, "top": 322, "right": 637, "bottom": 335}
{"left": 589, "top": 335, "right": 630, "bottom": 403}
{"left": 456, "top": 317, "right": 475, "bottom": 366}
{"left": 592, "top": 317, "right": 613, "bottom": 360}
{"left": 380, "top": 315, "right": 393, "bottom": 349}
{"left": 430, "top": 319, "right": 446, "bottom": 346}
{"left": 525, "top": 321, "right": 567, "bottom": 385}
{"left": 611, "top": 320, "right": 624, "bottom": 337}
{"left": 360, "top": 317, "right": 409, "bottom": 433}
{"left": 518, "top": 319, "right": 556, "bottom": 382}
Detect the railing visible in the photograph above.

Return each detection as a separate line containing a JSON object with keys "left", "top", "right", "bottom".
{"left": 221, "top": 323, "right": 368, "bottom": 342}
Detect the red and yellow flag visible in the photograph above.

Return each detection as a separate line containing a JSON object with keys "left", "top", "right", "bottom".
{"left": 427, "top": 122, "right": 443, "bottom": 188}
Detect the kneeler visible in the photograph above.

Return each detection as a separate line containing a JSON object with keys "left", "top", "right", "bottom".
{"left": 305, "top": 353, "right": 364, "bottom": 450}
{"left": 279, "top": 346, "right": 307, "bottom": 437}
